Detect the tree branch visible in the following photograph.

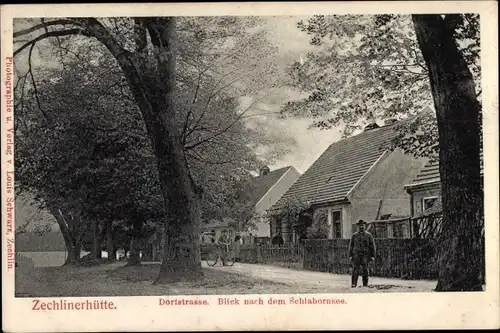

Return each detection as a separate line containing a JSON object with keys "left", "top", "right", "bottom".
{"left": 13, "top": 19, "right": 81, "bottom": 38}
{"left": 14, "top": 28, "right": 85, "bottom": 57}
{"left": 27, "top": 43, "right": 50, "bottom": 120}
{"left": 181, "top": 109, "right": 192, "bottom": 145}
{"left": 185, "top": 67, "right": 255, "bottom": 138}
{"left": 134, "top": 18, "right": 148, "bottom": 53}
{"left": 192, "top": 71, "right": 202, "bottom": 104}
{"left": 184, "top": 88, "right": 276, "bottom": 151}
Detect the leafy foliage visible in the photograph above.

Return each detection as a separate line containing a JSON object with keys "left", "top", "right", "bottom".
{"left": 14, "top": 17, "right": 288, "bottom": 242}
{"left": 266, "top": 197, "right": 311, "bottom": 228}
{"left": 306, "top": 208, "right": 329, "bottom": 239}
{"left": 283, "top": 14, "right": 481, "bottom": 159}
{"left": 15, "top": 54, "right": 163, "bottom": 246}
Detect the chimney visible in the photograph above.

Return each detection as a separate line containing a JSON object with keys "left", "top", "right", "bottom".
{"left": 259, "top": 166, "right": 270, "bottom": 177}
{"left": 384, "top": 118, "right": 397, "bottom": 126}
{"left": 363, "top": 122, "right": 380, "bottom": 132}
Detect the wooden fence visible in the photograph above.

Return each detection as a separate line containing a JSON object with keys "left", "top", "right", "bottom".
{"left": 302, "top": 238, "right": 486, "bottom": 281}
{"left": 253, "top": 243, "right": 303, "bottom": 265}
{"left": 302, "top": 239, "right": 440, "bottom": 279}
{"left": 197, "top": 238, "right": 486, "bottom": 281}
{"left": 233, "top": 240, "right": 440, "bottom": 279}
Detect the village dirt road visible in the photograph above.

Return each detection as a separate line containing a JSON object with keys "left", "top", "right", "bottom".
{"left": 15, "top": 261, "right": 437, "bottom": 297}
{"left": 202, "top": 262, "right": 437, "bottom": 293}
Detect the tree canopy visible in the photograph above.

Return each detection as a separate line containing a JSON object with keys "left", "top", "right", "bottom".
{"left": 14, "top": 17, "right": 291, "bottom": 269}
{"left": 282, "top": 14, "right": 480, "bottom": 158}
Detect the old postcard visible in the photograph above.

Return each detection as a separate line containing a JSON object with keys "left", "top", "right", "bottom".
{"left": 1, "top": 1, "right": 499, "bottom": 331}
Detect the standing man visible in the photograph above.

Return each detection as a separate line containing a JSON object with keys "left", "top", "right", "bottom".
{"left": 348, "top": 220, "right": 376, "bottom": 287}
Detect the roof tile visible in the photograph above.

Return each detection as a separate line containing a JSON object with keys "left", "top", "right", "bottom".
{"left": 273, "top": 123, "right": 403, "bottom": 209}
{"left": 243, "top": 166, "right": 291, "bottom": 206}
{"left": 410, "top": 150, "right": 484, "bottom": 186}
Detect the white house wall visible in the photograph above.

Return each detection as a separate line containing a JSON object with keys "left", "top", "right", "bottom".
{"left": 341, "top": 204, "right": 352, "bottom": 239}
{"left": 347, "top": 148, "right": 426, "bottom": 237}
{"left": 250, "top": 217, "right": 271, "bottom": 238}
{"left": 252, "top": 167, "right": 301, "bottom": 238}
{"left": 255, "top": 167, "right": 301, "bottom": 214}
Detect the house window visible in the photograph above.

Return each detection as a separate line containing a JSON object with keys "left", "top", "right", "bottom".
{"left": 331, "top": 210, "right": 342, "bottom": 239}
{"left": 422, "top": 196, "right": 438, "bottom": 211}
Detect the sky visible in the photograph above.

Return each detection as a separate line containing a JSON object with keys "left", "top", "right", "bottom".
{"left": 246, "top": 16, "right": 343, "bottom": 174}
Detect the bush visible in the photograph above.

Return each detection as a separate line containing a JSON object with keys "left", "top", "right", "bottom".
{"left": 306, "top": 208, "right": 329, "bottom": 239}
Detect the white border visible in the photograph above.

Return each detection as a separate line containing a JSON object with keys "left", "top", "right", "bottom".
{"left": 2, "top": 2, "right": 499, "bottom": 331}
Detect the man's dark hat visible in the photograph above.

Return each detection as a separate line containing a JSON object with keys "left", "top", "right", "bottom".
{"left": 356, "top": 220, "right": 367, "bottom": 225}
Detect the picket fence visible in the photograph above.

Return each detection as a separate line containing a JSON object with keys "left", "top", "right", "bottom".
{"left": 302, "top": 239, "right": 441, "bottom": 279}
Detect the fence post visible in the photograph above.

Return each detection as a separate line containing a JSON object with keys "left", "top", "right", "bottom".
{"left": 256, "top": 244, "right": 262, "bottom": 263}
{"left": 299, "top": 243, "right": 305, "bottom": 269}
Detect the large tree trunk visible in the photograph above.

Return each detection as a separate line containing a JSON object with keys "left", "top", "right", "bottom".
{"left": 412, "top": 15, "right": 483, "bottom": 291}
{"left": 65, "top": 243, "right": 82, "bottom": 264}
{"left": 91, "top": 220, "right": 102, "bottom": 259}
{"left": 126, "top": 237, "right": 141, "bottom": 266}
{"left": 106, "top": 222, "right": 115, "bottom": 262}
{"left": 83, "top": 17, "right": 203, "bottom": 282}
{"left": 126, "top": 217, "right": 143, "bottom": 266}
{"left": 129, "top": 18, "right": 203, "bottom": 282}
{"left": 48, "top": 205, "right": 86, "bottom": 265}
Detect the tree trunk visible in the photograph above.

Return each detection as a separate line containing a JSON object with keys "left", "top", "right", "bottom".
{"left": 91, "top": 220, "right": 102, "bottom": 259}
{"left": 64, "top": 243, "right": 82, "bottom": 264}
{"left": 48, "top": 205, "right": 84, "bottom": 265}
{"left": 106, "top": 222, "right": 115, "bottom": 262}
{"left": 85, "top": 17, "right": 203, "bottom": 282}
{"left": 99, "top": 222, "right": 107, "bottom": 246}
{"left": 128, "top": 18, "right": 203, "bottom": 282}
{"left": 412, "top": 15, "right": 483, "bottom": 291}
{"left": 126, "top": 237, "right": 141, "bottom": 266}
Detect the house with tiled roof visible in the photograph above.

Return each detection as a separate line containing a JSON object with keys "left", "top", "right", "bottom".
{"left": 271, "top": 119, "right": 427, "bottom": 242}
{"left": 404, "top": 150, "right": 484, "bottom": 219}
{"left": 201, "top": 165, "right": 301, "bottom": 244}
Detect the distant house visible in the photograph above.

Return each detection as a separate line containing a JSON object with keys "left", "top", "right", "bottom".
{"left": 404, "top": 158, "right": 443, "bottom": 219}
{"left": 200, "top": 165, "right": 301, "bottom": 244}
{"left": 271, "top": 119, "right": 427, "bottom": 242}
{"left": 404, "top": 151, "right": 484, "bottom": 237}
